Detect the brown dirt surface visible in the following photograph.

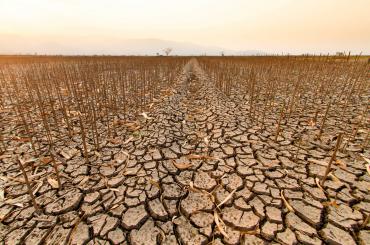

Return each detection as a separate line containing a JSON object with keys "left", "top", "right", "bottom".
{"left": 0, "top": 56, "right": 369, "bottom": 244}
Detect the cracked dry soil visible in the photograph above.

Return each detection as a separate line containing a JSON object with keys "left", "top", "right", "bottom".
{"left": 1, "top": 60, "right": 370, "bottom": 245}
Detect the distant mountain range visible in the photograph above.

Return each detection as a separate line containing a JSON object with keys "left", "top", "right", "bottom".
{"left": 0, "top": 35, "right": 265, "bottom": 56}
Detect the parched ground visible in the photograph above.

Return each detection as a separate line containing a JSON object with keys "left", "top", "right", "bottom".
{"left": 1, "top": 60, "right": 369, "bottom": 245}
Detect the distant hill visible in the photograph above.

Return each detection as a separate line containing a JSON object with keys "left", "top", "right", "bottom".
{"left": 113, "top": 39, "right": 265, "bottom": 56}
{"left": 0, "top": 35, "right": 264, "bottom": 56}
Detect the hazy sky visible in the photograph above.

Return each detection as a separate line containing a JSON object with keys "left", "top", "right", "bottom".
{"left": 1, "top": 0, "right": 369, "bottom": 54}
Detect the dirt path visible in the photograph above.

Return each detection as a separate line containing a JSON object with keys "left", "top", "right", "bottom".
{"left": 1, "top": 60, "right": 369, "bottom": 245}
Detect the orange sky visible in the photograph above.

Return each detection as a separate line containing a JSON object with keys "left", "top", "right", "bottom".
{"left": 1, "top": 0, "right": 369, "bottom": 54}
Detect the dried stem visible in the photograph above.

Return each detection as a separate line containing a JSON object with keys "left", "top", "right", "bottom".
{"left": 17, "top": 158, "right": 40, "bottom": 211}
{"left": 321, "top": 133, "right": 343, "bottom": 186}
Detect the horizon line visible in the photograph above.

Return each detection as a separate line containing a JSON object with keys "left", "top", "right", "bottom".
{"left": 0, "top": 53, "right": 369, "bottom": 57}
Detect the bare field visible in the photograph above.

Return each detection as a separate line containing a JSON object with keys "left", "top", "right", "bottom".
{"left": 0, "top": 56, "right": 369, "bottom": 244}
